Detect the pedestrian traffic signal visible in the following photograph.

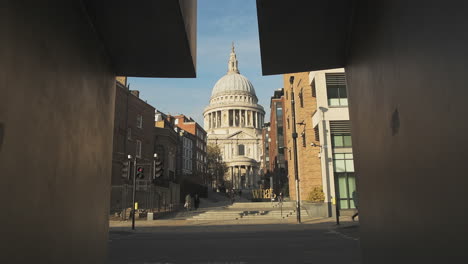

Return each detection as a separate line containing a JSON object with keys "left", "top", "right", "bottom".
{"left": 121, "top": 161, "right": 130, "bottom": 179}
{"left": 136, "top": 167, "right": 144, "bottom": 179}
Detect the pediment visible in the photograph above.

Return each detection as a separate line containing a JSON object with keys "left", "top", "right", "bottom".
{"left": 226, "top": 130, "right": 256, "bottom": 140}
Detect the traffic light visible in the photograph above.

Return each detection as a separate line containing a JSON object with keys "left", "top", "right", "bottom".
{"left": 152, "top": 155, "right": 164, "bottom": 183}
{"left": 136, "top": 167, "right": 144, "bottom": 179}
{"left": 121, "top": 161, "right": 130, "bottom": 179}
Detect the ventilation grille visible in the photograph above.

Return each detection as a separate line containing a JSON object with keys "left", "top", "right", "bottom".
{"left": 330, "top": 120, "right": 351, "bottom": 134}
{"left": 325, "top": 73, "right": 346, "bottom": 86}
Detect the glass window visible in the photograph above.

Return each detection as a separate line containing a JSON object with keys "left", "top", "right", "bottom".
{"left": 238, "top": 145, "right": 245, "bottom": 156}
{"left": 333, "top": 135, "right": 344, "bottom": 147}
{"left": 136, "top": 140, "right": 142, "bottom": 158}
{"left": 327, "top": 86, "right": 348, "bottom": 107}
{"left": 137, "top": 115, "right": 143, "bottom": 128}
{"left": 344, "top": 135, "right": 352, "bottom": 147}
{"left": 333, "top": 152, "right": 357, "bottom": 209}
{"left": 334, "top": 160, "right": 346, "bottom": 172}
{"left": 332, "top": 134, "right": 352, "bottom": 148}
{"left": 335, "top": 172, "right": 356, "bottom": 210}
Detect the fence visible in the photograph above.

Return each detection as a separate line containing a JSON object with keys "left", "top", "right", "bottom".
{"left": 110, "top": 183, "right": 180, "bottom": 220}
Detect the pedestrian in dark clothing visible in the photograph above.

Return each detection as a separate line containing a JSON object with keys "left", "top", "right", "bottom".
{"left": 194, "top": 194, "right": 200, "bottom": 210}
{"left": 351, "top": 190, "right": 359, "bottom": 221}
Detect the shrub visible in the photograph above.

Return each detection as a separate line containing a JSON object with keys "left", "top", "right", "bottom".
{"left": 306, "top": 186, "right": 325, "bottom": 202}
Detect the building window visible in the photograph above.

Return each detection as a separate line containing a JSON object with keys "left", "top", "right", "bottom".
{"left": 333, "top": 153, "right": 356, "bottom": 209}
{"left": 136, "top": 140, "right": 142, "bottom": 158}
{"left": 238, "top": 144, "right": 245, "bottom": 156}
{"left": 127, "top": 128, "right": 131, "bottom": 140}
{"left": 299, "top": 88, "right": 304, "bottom": 107}
{"left": 332, "top": 134, "right": 352, "bottom": 148}
{"left": 137, "top": 114, "right": 143, "bottom": 128}
{"left": 287, "top": 118, "right": 290, "bottom": 129}
{"left": 311, "top": 79, "right": 316, "bottom": 97}
{"left": 326, "top": 73, "right": 347, "bottom": 106}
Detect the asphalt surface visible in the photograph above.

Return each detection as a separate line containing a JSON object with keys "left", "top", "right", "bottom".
{"left": 108, "top": 222, "right": 360, "bottom": 264}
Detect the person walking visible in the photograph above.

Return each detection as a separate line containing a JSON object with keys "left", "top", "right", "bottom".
{"left": 184, "top": 193, "right": 192, "bottom": 211}
{"left": 351, "top": 190, "right": 359, "bottom": 221}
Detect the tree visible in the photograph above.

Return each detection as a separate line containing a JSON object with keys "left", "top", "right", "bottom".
{"left": 207, "top": 144, "right": 228, "bottom": 188}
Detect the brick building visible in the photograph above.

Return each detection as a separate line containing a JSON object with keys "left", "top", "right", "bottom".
{"left": 173, "top": 115, "right": 208, "bottom": 184}
{"left": 111, "top": 78, "right": 155, "bottom": 186}
{"left": 154, "top": 111, "right": 178, "bottom": 182}
{"left": 283, "top": 72, "right": 322, "bottom": 203}
{"left": 267, "top": 88, "right": 288, "bottom": 195}
{"left": 260, "top": 123, "right": 270, "bottom": 188}
{"left": 110, "top": 78, "right": 156, "bottom": 212}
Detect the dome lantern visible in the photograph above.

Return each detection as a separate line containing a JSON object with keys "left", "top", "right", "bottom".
{"left": 211, "top": 44, "right": 257, "bottom": 98}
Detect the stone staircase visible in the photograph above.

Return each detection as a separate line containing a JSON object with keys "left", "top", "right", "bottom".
{"left": 187, "top": 202, "right": 309, "bottom": 221}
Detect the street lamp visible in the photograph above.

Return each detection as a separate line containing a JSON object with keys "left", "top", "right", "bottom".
{"left": 290, "top": 76, "right": 302, "bottom": 224}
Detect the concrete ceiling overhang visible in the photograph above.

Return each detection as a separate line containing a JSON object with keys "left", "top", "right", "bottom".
{"left": 256, "top": 0, "right": 352, "bottom": 75}
{"left": 83, "top": 0, "right": 197, "bottom": 78}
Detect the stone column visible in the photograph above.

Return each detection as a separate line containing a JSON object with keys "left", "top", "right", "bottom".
{"left": 213, "top": 111, "right": 217, "bottom": 128}
{"left": 255, "top": 112, "right": 258, "bottom": 128}
{"left": 231, "top": 166, "right": 234, "bottom": 187}
{"left": 250, "top": 166, "right": 254, "bottom": 188}
{"left": 244, "top": 110, "right": 249, "bottom": 127}
{"left": 238, "top": 166, "right": 241, "bottom": 189}
{"left": 250, "top": 110, "right": 253, "bottom": 127}
{"left": 258, "top": 114, "right": 261, "bottom": 128}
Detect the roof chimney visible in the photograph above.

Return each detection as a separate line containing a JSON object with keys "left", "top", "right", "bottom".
{"left": 130, "top": 90, "right": 140, "bottom": 98}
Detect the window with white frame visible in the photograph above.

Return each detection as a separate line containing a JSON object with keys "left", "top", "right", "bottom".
{"left": 137, "top": 114, "right": 143, "bottom": 129}
{"left": 136, "top": 140, "right": 142, "bottom": 158}
{"left": 326, "top": 73, "right": 348, "bottom": 106}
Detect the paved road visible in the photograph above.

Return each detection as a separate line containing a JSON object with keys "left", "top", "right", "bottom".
{"left": 108, "top": 222, "right": 360, "bottom": 264}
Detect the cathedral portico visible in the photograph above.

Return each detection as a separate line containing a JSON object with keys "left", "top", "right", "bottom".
{"left": 203, "top": 44, "right": 265, "bottom": 190}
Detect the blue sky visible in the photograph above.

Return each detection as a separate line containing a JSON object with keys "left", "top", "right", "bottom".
{"left": 128, "top": 0, "right": 282, "bottom": 124}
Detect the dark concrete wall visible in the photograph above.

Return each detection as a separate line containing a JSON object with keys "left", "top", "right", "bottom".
{"left": 346, "top": 1, "right": 468, "bottom": 262}
{"left": 0, "top": 1, "right": 115, "bottom": 263}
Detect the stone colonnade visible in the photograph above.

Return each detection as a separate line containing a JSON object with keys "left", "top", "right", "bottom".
{"left": 207, "top": 109, "right": 264, "bottom": 129}
{"left": 229, "top": 165, "right": 257, "bottom": 189}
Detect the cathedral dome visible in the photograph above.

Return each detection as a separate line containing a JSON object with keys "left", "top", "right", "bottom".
{"left": 211, "top": 73, "right": 256, "bottom": 97}
{"left": 210, "top": 43, "right": 256, "bottom": 99}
